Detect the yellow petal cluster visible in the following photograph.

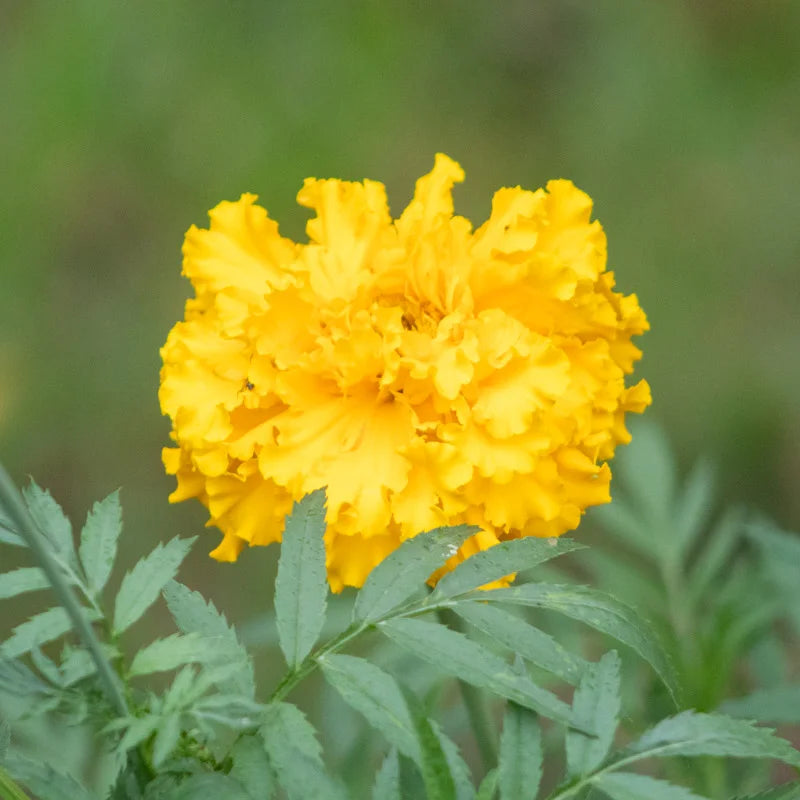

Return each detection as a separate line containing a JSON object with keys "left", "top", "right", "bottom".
{"left": 159, "top": 155, "right": 651, "bottom": 591}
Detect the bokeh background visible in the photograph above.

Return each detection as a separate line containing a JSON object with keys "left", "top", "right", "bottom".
{"left": 2, "top": 1, "right": 799, "bottom": 632}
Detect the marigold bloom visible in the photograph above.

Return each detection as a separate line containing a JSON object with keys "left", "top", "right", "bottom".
{"left": 160, "top": 155, "right": 650, "bottom": 591}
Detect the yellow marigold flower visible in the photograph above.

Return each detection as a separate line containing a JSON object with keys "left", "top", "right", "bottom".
{"left": 159, "top": 155, "right": 651, "bottom": 591}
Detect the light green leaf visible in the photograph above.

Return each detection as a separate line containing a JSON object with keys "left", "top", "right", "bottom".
{"left": 152, "top": 714, "right": 181, "bottom": 767}
{"left": 454, "top": 603, "right": 586, "bottom": 685}
{"left": 431, "top": 720, "right": 475, "bottom": 800}
{"left": 730, "top": 782, "right": 800, "bottom": 800}
{"left": 163, "top": 580, "right": 254, "bottom": 699}
{"left": 433, "top": 537, "right": 584, "bottom": 600}
{"left": 113, "top": 536, "right": 194, "bottom": 634}
{"left": 720, "top": 686, "right": 800, "bottom": 724}
{"left": 354, "top": 525, "right": 479, "bottom": 623}
{"left": 129, "top": 633, "right": 216, "bottom": 677}
{"left": 22, "top": 481, "right": 78, "bottom": 571}
{"left": 116, "top": 715, "right": 160, "bottom": 754}
{"left": 165, "top": 773, "right": 253, "bottom": 800}
{"left": 498, "top": 703, "right": 542, "bottom": 800}
{"left": 593, "top": 772, "right": 708, "bottom": 800}
{"left": 320, "top": 653, "right": 420, "bottom": 762}
{"left": 415, "top": 715, "right": 456, "bottom": 800}
{"left": 228, "top": 734, "right": 275, "bottom": 800}
{"left": 0, "top": 515, "right": 24, "bottom": 547}
{"left": 78, "top": 490, "right": 122, "bottom": 596}
{"left": 687, "top": 506, "right": 743, "bottom": 603}
{"left": 0, "top": 657, "right": 54, "bottom": 697}
{"left": 625, "top": 711, "right": 800, "bottom": 767}
{"left": 0, "top": 567, "right": 49, "bottom": 600}
{"left": 2, "top": 607, "right": 74, "bottom": 659}
{"left": 567, "top": 651, "right": 621, "bottom": 777}
{"left": 274, "top": 489, "right": 328, "bottom": 669}
{"left": 484, "top": 583, "right": 679, "bottom": 704}
{"left": 379, "top": 617, "right": 579, "bottom": 729}
{"left": 476, "top": 769, "right": 498, "bottom": 800}
{"left": 260, "top": 702, "right": 347, "bottom": 800}
{"left": 372, "top": 749, "right": 401, "bottom": 800}
{"left": 2, "top": 750, "right": 95, "bottom": 800}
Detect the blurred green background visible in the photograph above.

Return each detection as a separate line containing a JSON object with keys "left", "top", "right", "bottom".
{"left": 2, "top": 0, "right": 799, "bottom": 632}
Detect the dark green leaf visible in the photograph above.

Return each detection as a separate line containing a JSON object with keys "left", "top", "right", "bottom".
{"left": 476, "top": 769, "right": 498, "bottom": 800}
{"left": 2, "top": 750, "right": 95, "bottom": 800}
{"left": 593, "top": 772, "right": 708, "bottom": 800}
{"left": 720, "top": 686, "right": 800, "bottom": 724}
{"left": 454, "top": 602, "right": 586, "bottom": 685}
{"left": 415, "top": 715, "right": 456, "bottom": 800}
{"left": 730, "top": 782, "right": 800, "bottom": 800}
{"left": 165, "top": 773, "right": 252, "bottom": 800}
{"left": 688, "top": 506, "right": 743, "bottom": 603}
{"left": 22, "top": 481, "right": 78, "bottom": 571}
{"left": 0, "top": 567, "right": 49, "bottom": 600}
{"left": 379, "top": 617, "right": 579, "bottom": 728}
{"left": 78, "top": 490, "right": 122, "bottom": 596}
{"left": 433, "top": 537, "right": 584, "bottom": 600}
{"left": 354, "top": 525, "right": 478, "bottom": 623}
{"left": 567, "top": 651, "right": 621, "bottom": 777}
{"left": 321, "top": 653, "right": 420, "bottom": 762}
{"left": 114, "top": 536, "right": 194, "bottom": 634}
{"left": 129, "top": 633, "right": 216, "bottom": 677}
{"left": 0, "top": 718, "right": 9, "bottom": 760}
{"left": 163, "top": 581, "right": 254, "bottom": 698}
{"left": 228, "top": 734, "right": 275, "bottom": 800}
{"left": 498, "top": 703, "right": 542, "bottom": 800}
{"left": 672, "top": 459, "right": 715, "bottom": 566}
{"left": 372, "top": 749, "right": 401, "bottom": 800}
{"left": 274, "top": 489, "right": 329, "bottom": 669}
{"left": 431, "top": 720, "right": 475, "bottom": 800}
{"left": 483, "top": 583, "right": 679, "bottom": 704}
{"left": 625, "top": 711, "right": 800, "bottom": 767}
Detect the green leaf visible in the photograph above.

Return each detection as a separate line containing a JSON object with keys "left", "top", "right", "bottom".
{"left": 566, "top": 650, "right": 621, "bottom": 777}
{"left": 476, "top": 769, "right": 498, "bottom": 800}
{"left": 22, "top": 481, "right": 78, "bottom": 571}
{"left": 687, "top": 506, "right": 743, "bottom": 603}
{"left": 0, "top": 718, "right": 9, "bottom": 760}
{"left": 274, "top": 489, "right": 329, "bottom": 669}
{"left": 592, "top": 772, "right": 708, "bottom": 800}
{"left": 163, "top": 580, "right": 255, "bottom": 698}
{"left": 672, "top": 459, "right": 715, "bottom": 566}
{"left": 720, "top": 686, "right": 800, "bottom": 724}
{"left": 625, "top": 711, "right": 800, "bottom": 767}
{"left": 498, "top": 703, "right": 542, "bottom": 800}
{"left": 260, "top": 702, "right": 347, "bottom": 800}
{"left": 129, "top": 633, "right": 216, "bottom": 677}
{"left": 78, "top": 490, "right": 122, "bottom": 596}
{"left": 0, "top": 515, "right": 24, "bottom": 547}
{"left": 228, "top": 734, "right": 275, "bottom": 800}
{"left": 415, "top": 715, "right": 456, "bottom": 800}
{"left": 483, "top": 583, "right": 680, "bottom": 704}
{"left": 379, "top": 617, "right": 579, "bottom": 729}
{"left": 454, "top": 602, "right": 587, "bottom": 685}
{"left": 0, "top": 567, "right": 49, "bottom": 600}
{"left": 354, "top": 525, "right": 479, "bottom": 623}
{"left": 2, "top": 607, "right": 74, "bottom": 659}
{"left": 431, "top": 720, "right": 475, "bottom": 800}
{"left": 730, "top": 782, "right": 800, "bottom": 800}
{"left": 372, "top": 749, "right": 401, "bottom": 800}
{"left": 320, "top": 653, "right": 420, "bottom": 762}
{"left": 165, "top": 773, "right": 253, "bottom": 800}
{"left": 152, "top": 714, "right": 182, "bottom": 767}
{"left": 2, "top": 750, "right": 95, "bottom": 800}
{"left": 0, "top": 657, "right": 54, "bottom": 697}
{"left": 113, "top": 536, "right": 194, "bottom": 634}
{"left": 433, "top": 537, "right": 584, "bottom": 600}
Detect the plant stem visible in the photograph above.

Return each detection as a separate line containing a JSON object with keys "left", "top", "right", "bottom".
{"left": 0, "top": 464, "right": 129, "bottom": 718}
{"left": 0, "top": 766, "right": 32, "bottom": 800}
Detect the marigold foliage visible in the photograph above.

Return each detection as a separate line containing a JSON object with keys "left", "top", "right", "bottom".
{"left": 159, "top": 154, "right": 650, "bottom": 591}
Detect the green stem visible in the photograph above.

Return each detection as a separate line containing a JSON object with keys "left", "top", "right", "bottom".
{"left": 0, "top": 766, "right": 32, "bottom": 800}
{"left": 0, "top": 464, "right": 129, "bottom": 718}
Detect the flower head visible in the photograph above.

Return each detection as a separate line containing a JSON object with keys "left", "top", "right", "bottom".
{"left": 160, "top": 155, "right": 650, "bottom": 591}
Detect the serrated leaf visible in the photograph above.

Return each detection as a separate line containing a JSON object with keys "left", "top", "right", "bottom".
{"left": 320, "top": 653, "right": 420, "bottom": 762}
{"left": 625, "top": 711, "right": 800, "bottom": 767}
{"left": 116, "top": 715, "right": 160, "bottom": 754}
{"left": 260, "top": 702, "right": 347, "bottom": 800}
{"left": 129, "top": 633, "right": 216, "bottom": 677}
{"left": 354, "top": 525, "right": 479, "bottom": 623}
{"left": 2, "top": 607, "right": 74, "bottom": 659}
{"left": 430, "top": 720, "right": 475, "bottom": 800}
{"left": 0, "top": 657, "right": 54, "bottom": 697}
{"left": 498, "top": 703, "right": 541, "bottom": 800}
{"left": 163, "top": 581, "right": 254, "bottom": 698}
{"left": 165, "top": 773, "right": 253, "bottom": 800}
{"left": 476, "top": 769, "right": 498, "bottom": 800}
{"left": 228, "top": 734, "right": 275, "bottom": 800}
{"left": 454, "top": 603, "right": 587, "bottom": 685}
{"left": 22, "top": 481, "right": 78, "bottom": 571}
{"left": 274, "top": 490, "right": 328, "bottom": 669}
{"left": 592, "top": 772, "right": 708, "bottom": 800}
{"left": 415, "top": 715, "right": 457, "bottom": 800}
{"left": 79, "top": 490, "right": 122, "bottom": 596}
{"left": 567, "top": 650, "right": 620, "bottom": 777}
{"left": 379, "top": 617, "right": 579, "bottom": 729}
{"left": 372, "top": 749, "right": 401, "bottom": 800}
{"left": 720, "top": 686, "right": 800, "bottom": 724}
{"left": 2, "top": 750, "right": 95, "bottom": 800}
{"left": 483, "top": 583, "right": 680, "bottom": 704}
{"left": 152, "top": 714, "right": 181, "bottom": 768}
{"left": 730, "top": 782, "right": 800, "bottom": 800}
{"left": 59, "top": 647, "right": 98, "bottom": 686}
{"left": 434, "top": 537, "right": 584, "bottom": 600}
{"left": 0, "top": 567, "right": 49, "bottom": 600}
{"left": 113, "top": 536, "right": 194, "bottom": 634}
